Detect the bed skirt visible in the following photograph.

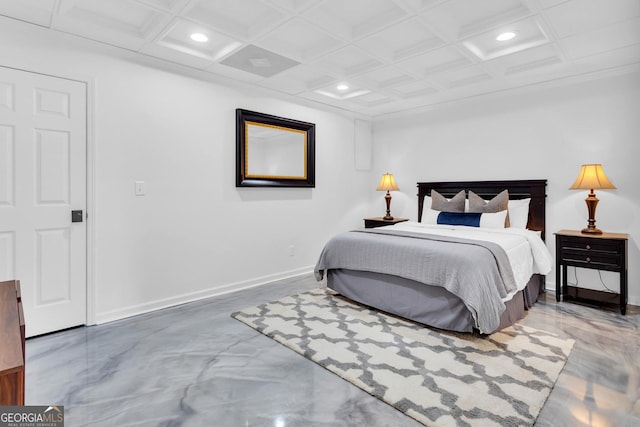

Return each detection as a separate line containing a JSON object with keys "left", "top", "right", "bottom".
{"left": 327, "top": 269, "right": 544, "bottom": 334}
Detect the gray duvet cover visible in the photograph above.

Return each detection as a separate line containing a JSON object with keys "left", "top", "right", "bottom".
{"left": 314, "top": 228, "right": 517, "bottom": 334}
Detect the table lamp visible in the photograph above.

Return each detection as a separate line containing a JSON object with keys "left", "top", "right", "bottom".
{"left": 376, "top": 173, "right": 399, "bottom": 220}
{"left": 569, "top": 164, "right": 616, "bottom": 234}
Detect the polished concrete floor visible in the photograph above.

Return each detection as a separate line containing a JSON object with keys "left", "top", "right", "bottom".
{"left": 26, "top": 274, "right": 640, "bottom": 426}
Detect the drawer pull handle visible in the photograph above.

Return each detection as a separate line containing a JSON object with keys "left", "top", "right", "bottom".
{"left": 586, "top": 257, "right": 591, "bottom": 262}
{"left": 586, "top": 245, "right": 591, "bottom": 250}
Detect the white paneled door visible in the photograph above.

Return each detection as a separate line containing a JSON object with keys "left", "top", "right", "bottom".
{"left": 0, "top": 66, "right": 87, "bottom": 337}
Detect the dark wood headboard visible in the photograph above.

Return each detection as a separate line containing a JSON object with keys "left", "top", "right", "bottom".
{"left": 417, "top": 180, "right": 547, "bottom": 240}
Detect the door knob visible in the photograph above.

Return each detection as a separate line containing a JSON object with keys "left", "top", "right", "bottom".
{"left": 71, "top": 210, "right": 83, "bottom": 223}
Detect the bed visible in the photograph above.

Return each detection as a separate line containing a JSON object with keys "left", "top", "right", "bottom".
{"left": 314, "top": 179, "right": 551, "bottom": 334}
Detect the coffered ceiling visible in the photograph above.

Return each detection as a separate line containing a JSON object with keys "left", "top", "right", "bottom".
{"left": 1, "top": 0, "right": 639, "bottom": 117}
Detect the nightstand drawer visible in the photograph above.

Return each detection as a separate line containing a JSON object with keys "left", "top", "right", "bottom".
{"left": 560, "top": 249, "right": 620, "bottom": 269}
{"left": 559, "top": 237, "right": 622, "bottom": 254}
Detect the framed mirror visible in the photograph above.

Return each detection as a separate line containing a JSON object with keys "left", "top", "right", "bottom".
{"left": 236, "top": 109, "right": 315, "bottom": 187}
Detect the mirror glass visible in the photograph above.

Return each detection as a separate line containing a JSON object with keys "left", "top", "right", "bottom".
{"left": 246, "top": 122, "right": 306, "bottom": 178}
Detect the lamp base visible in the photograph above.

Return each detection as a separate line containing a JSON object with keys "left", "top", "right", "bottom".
{"left": 581, "top": 227, "right": 603, "bottom": 235}
{"left": 382, "top": 191, "right": 394, "bottom": 221}
{"left": 581, "top": 191, "right": 603, "bottom": 235}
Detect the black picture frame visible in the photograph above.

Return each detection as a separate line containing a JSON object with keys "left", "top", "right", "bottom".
{"left": 236, "top": 109, "right": 316, "bottom": 188}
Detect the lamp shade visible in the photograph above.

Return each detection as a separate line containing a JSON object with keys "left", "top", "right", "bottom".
{"left": 569, "top": 164, "right": 616, "bottom": 190}
{"left": 376, "top": 173, "right": 399, "bottom": 191}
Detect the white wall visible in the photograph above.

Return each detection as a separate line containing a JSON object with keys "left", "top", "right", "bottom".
{"left": 0, "top": 17, "right": 373, "bottom": 323}
{"left": 373, "top": 71, "right": 640, "bottom": 304}
{"left": 3, "top": 16, "right": 638, "bottom": 323}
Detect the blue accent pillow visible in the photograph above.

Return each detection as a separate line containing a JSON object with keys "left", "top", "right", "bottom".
{"left": 437, "top": 212, "right": 482, "bottom": 227}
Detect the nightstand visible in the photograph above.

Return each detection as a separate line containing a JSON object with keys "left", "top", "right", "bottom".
{"left": 555, "top": 229, "right": 628, "bottom": 314}
{"left": 364, "top": 217, "right": 409, "bottom": 229}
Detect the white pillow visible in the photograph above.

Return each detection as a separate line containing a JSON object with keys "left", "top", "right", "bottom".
{"left": 423, "top": 208, "right": 441, "bottom": 224}
{"left": 508, "top": 198, "right": 531, "bottom": 228}
{"left": 480, "top": 210, "right": 509, "bottom": 229}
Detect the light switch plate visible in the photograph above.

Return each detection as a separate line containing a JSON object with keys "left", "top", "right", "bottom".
{"left": 135, "top": 181, "right": 145, "bottom": 196}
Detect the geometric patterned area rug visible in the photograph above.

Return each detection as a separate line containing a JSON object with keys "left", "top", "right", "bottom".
{"left": 232, "top": 288, "right": 574, "bottom": 427}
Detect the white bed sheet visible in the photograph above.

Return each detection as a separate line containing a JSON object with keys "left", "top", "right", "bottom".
{"left": 386, "top": 221, "right": 553, "bottom": 300}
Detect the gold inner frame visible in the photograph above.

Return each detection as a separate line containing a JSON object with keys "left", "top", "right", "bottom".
{"left": 244, "top": 121, "right": 308, "bottom": 180}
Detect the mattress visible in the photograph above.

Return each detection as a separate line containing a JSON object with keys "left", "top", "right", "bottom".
{"left": 319, "top": 222, "right": 552, "bottom": 333}
{"left": 386, "top": 221, "right": 552, "bottom": 299}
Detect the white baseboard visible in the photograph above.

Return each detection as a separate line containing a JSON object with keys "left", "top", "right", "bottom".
{"left": 95, "top": 274, "right": 634, "bottom": 325}
{"left": 544, "top": 282, "right": 555, "bottom": 295}
{"left": 544, "top": 282, "right": 638, "bottom": 307}
{"left": 94, "top": 266, "right": 314, "bottom": 325}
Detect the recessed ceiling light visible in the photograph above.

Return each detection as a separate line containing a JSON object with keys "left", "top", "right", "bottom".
{"left": 190, "top": 33, "right": 208, "bottom": 43}
{"left": 337, "top": 84, "right": 349, "bottom": 91}
{"left": 496, "top": 32, "right": 516, "bottom": 42}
